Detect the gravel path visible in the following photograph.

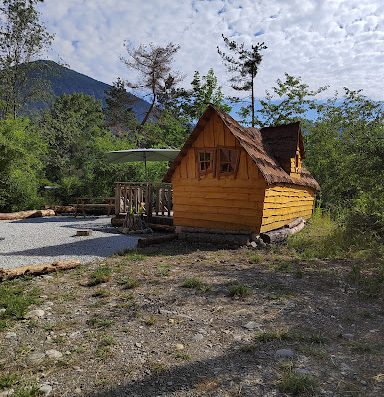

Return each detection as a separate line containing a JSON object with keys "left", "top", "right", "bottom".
{"left": 0, "top": 216, "right": 139, "bottom": 269}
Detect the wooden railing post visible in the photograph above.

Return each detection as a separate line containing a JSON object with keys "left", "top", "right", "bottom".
{"left": 114, "top": 183, "right": 120, "bottom": 215}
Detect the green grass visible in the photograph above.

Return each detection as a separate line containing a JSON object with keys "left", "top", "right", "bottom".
{"left": 92, "top": 289, "right": 111, "bottom": 298}
{"left": 143, "top": 315, "right": 157, "bottom": 326}
{"left": 86, "top": 316, "right": 113, "bottom": 329}
{"left": 87, "top": 266, "right": 112, "bottom": 286}
{"left": 278, "top": 368, "right": 317, "bottom": 395}
{"left": 118, "top": 276, "right": 140, "bottom": 289}
{"left": 228, "top": 282, "right": 252, "bottom": 298}
{"left": 156, "top": 264, "right": 171, "bottom": 277}
{"left": 116, "top": 250, "right": 146, "bottom": 261}
{"left": 248, "top": 252, "right": 262, "bottom": 264}
{"left": 0, "top": 281, "right": 40, "bottom": 323}
{"left": 182, "top": 277, "right": 210, "bottom": 292}
{"left": 0, "top": 373, "right": 17, "bottom": 390}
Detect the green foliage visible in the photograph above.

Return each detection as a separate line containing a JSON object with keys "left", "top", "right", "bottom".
{"left": 218, "top": 34, "right": 267, "bottom": 127}
{"left": 278, "top": 368, "right": 317, "bottom": 396}
{"left": 0, "top": 0, "right": 53, "bottom": 119}
{"left": 182, "top": 277, "right": 210, "bottom": 292}
{"left": 178, "top": 69, "right": 231, "bottom": 121}
{"left": 0, "top": 118, "right": 46, "bottom": 211}
{"left": 41, "top": 93, "right": 142, "bottom": 203}
{"left": 228, "top": 282, "right": 252, "bottom": 298}
{"left": 118, "top": 276, "right": 140, "bottom": 289}
{"left": 87, "top": 266, "right": 112, "bottom": 286}
{"left": 0, "top": 281, "right": 40, "bottom": 321}
{"left": 305, "top": 88, "right": 384, "bottom": 237}
{"left": 256, "top": 73, "right": 328, "bottom": 127}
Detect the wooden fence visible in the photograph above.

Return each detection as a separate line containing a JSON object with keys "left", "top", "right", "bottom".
{"left": 114, "top": 182, "right": 173, "bottom": 218}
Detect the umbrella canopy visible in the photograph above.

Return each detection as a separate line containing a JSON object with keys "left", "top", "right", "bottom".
{"left": 107, "top": 148, "right": 179, "bottom": 164}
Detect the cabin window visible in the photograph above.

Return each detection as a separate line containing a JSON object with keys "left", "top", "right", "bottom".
{"left": 218, "top": 148, "right": 240, "bottom": 175}
{"left": 196, "top": 149, "right": 215, "bottom": 176}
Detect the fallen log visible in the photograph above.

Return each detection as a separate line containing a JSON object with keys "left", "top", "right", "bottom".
{"left": 260, "top": 218, "right": 306, "bottom": 244}
{"left": 0, "top": 259, "right": 81, "bottom": 281}
{"left": 285, "top": 217, "right": 304, "bottom": 229}
{"left": 137, "top": 234, "right": 178, "bottom": 248}
{"left": 0, "top": 209, "right": 55, "bottom": 221}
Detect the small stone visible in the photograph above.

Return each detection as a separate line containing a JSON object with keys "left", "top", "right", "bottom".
{"left": 192, "top": 333, "right": 204, "bottom": 342}
{"left": 342, "top": 333, "right": 354, "bottom": 340}
{"left": 243, "top": 321, "right": 260, "bottom": 331}
{"left": 0, "top": 389, "right": 14, "bottom": 397}
{"left": 25, "top": 309, "right": 45, "bottom": 319}
{"left": 28, "top": 352, "right": 45, "bottom": 364}
{"left": 5, "top": 332, "right": 17, "bottom": 339}
{"left": 275, "top": 349, "right": 295, "bottom": 359}
{"left": 45, "top": 302, "right": 54, "bottom": 307}
{"left": 135, "top": 342, "right": 142, "bottom": 348}
{"left": 38, "top": 384, "right": 52, "bottom": 396}
{"left": 233, "top": 334, "right": 242, "bottom": 341}
{"left": 65, "top": 351, "right": 71, "bottom": 355}
{"left": 175, "top": 343, "right": 184, "bottom": 350}
{"left": 44, "top": 275, "right": 54, "bottom": 280}
{"left": 69, "top": 331, "right": 81, "bottom": 339}
{"left": 168, "top": 318, "right": 175, "bottom": 324}
{"left": 0, "top": 308, "right": 6, "bottom": 315}
{"left": 296, "top": 368, "right": 311, "bottom": 375}
{"left": 45, "top": 349, "right": 63, "bottom": 360}
{"left": 40, "top": 295, "right": 49, "bottom": 299}
{"left": 250, "top": 241, "right": 257, "bottom": 248}
{"left": 74, "top": 388, "right": 82, "bottom": 394}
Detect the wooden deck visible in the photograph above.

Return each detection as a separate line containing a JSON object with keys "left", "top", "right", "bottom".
{"left": 114, "top": 182, "right": 173, "bottom": 225}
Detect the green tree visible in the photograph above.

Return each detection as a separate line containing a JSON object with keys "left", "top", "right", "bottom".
{"left": 0, "top": 118, "right": 45, "bottom": 211}
{"left": 305, "top": 88, "right": 384, "bottom": 235}
{"left": 0, "top": 0, "right": 53, "bottom": 119}
{"left": 217, "top": 34, "right": 267, "bottom": 127}
{"left": 104, "top": 77, "right": 137, "bottom": 137}
{"left": 256, "top": 73, "right": 328, "bottom": 127}
{"left": 178, "top": 68, "right": 231, "bottom": 121}
{"left": 120, "top": 42, "right": 182, "bottom": 127}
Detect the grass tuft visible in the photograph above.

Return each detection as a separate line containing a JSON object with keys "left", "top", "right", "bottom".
{"left": 182, "top": 277, "right": 210, "bottom": 292}
{"left": 87, "top": 266, "right": 112, "bottom": 286}
{"left": 118, "top": 276, "right": 140, "bottom": 289}
{"left": 228, "top": 283, "right": 252, "bottom": 298}
{"left": 278, "top": 368, "right": 317, "bottom": 396}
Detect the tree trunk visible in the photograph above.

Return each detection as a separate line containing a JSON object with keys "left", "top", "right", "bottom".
{"left": 251, "top": 66, "right": 255, "bottom": 127}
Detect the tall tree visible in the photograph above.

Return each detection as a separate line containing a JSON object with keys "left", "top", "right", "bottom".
{"left": 120, "top": 42, "right": 182, "bottom": 127}
{"left": 217, "top": 34, "right": 266, "bottom": 127}
{"left": 0, "top": 0, "right": 53, "bottom": 119}
{"left": 104, "top": 78, "right": 137, "bottom": 137}
{"left": 179, "top": 68, "right": 231, "bottom": 121}
{"left": 256, "top": 73, "right": 328, "bottom": 127}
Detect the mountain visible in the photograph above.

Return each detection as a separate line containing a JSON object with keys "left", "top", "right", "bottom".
{"left": 26, "top": 60, "right": 151, "bottom": 122}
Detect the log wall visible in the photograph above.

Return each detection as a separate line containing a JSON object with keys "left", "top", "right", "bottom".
{"left": 172, "top": 113, "right": 266, "bottom": 232}
{"left": 260, "top": 184, "right": 315, "bottom": 233}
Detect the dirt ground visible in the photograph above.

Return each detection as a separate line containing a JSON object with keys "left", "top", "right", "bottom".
{"left": 0, "top": 241, "right": 383, "bottom": 397}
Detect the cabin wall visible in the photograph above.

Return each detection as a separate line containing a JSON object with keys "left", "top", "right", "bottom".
{"left": 172, "top": 113, "right": 266, "bottom": 232}
{"left": 260, "top": 184, "right": 315, "bottom": 233}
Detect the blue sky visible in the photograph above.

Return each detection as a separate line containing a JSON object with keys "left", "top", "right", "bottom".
{"left": 38, "top": 0, "right": 384, "bottom": 101}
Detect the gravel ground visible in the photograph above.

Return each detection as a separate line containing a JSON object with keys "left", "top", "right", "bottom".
{"left": 0, "top": 216, "right": 139, "bottom": 269}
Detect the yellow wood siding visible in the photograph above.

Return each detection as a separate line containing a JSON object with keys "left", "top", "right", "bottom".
{"left": 172, "top": 113, "right": 266, "bottom": 232}
{"left": 260, "top": 184, "right": 315, "bottom": 232}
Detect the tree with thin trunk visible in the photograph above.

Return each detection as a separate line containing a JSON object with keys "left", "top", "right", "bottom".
{"left": 0, "top": 0, "right": 53, "bottom": 119}
{"left": 120, "top": 42, "right": 182, "bottom": 128}
{"left": 217, "top": 35, "right": 266, "bottom": 127}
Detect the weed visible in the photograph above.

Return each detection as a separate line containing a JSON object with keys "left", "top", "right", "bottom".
{"left": 92, "top": 289, "right": 111, "bottom": 298}
{"left": 87, "top": 266, "right": 112, "bottom": 286}
{"left": 13, "top": 384, "right": 41, "bottom": 397}
{"left": 228, "top": 283, "right": 252, "bottom": 298}
{"left": 86, "top": 316, "right": 113, "bottom": 329}
{"left": 118, "top": 276, "right": 140, "bottom": 289}
{"left": 0, "top": 373, "right": 17, "bottom": 390}
{"left": 248, "top": 253, "right": 262, "bottom": 264}
{"left": 254, "top": 329, "right": 290, "bottom": 342}
{"left": 60, "top": 292, "right": 77, "bottom": 302}
{"left": 0, "top": 282, "right": 40, "bottom": 321}
{"left": 278, "top": 368, "right": 317, "bottom": 395}
{"left": 240, "top": 343, "right": 258, "bottom": 352}
{"left": 156, "top": 264, "right": 171, "bottom": 277}
{"left": 143, "top": 315, "right": 157, "bottom": 326}
{"left": 116, "top": 250, "right": 145, "bottom": 261}
{"left": 175, "top": 352, "right": 191, "bottom": 360}
{"left": 99, "top": 335, "right": 115, "bottom": 346}
{"left": 148, "top": 361, "right": 168, "bottom": 375}
{"left": 276, "top": 261, "right": 292, "bottom": 272}
{"left": 348, "top": 341, "right": 374, "bottom": 354}
{"left": 182, "top": 278, "right": 210, "bottom": 292}
{"left": 349, "top": 264, "right": 362, "bottom": 283}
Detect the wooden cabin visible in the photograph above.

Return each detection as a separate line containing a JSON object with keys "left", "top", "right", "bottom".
{"left": 163, "top": 104, "right": 320, "bottom": 235}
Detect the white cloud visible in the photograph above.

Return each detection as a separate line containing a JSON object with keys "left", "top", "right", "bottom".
{"left": 38, "top": 0, "right": 384, "bottom": 100}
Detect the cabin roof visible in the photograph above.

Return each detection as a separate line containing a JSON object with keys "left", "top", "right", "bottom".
{"left": 163, "top": 104, "right": 320, "bottom": 191}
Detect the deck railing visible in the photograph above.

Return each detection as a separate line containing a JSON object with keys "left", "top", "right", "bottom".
{"left": 114, "top": 182, "right": 173, "bottom": 218}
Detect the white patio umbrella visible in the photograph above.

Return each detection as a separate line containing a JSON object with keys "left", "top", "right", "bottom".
{"left": 106, "top": 148, "right": 179, "bottom": 179}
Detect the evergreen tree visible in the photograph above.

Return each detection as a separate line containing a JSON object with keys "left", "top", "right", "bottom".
{"left": 217, "top": 34, "right": 266, "bottom": 127}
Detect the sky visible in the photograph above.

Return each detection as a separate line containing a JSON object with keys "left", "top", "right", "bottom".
{"left": 39, "top": 0, "right": 384, "bottom": 101}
